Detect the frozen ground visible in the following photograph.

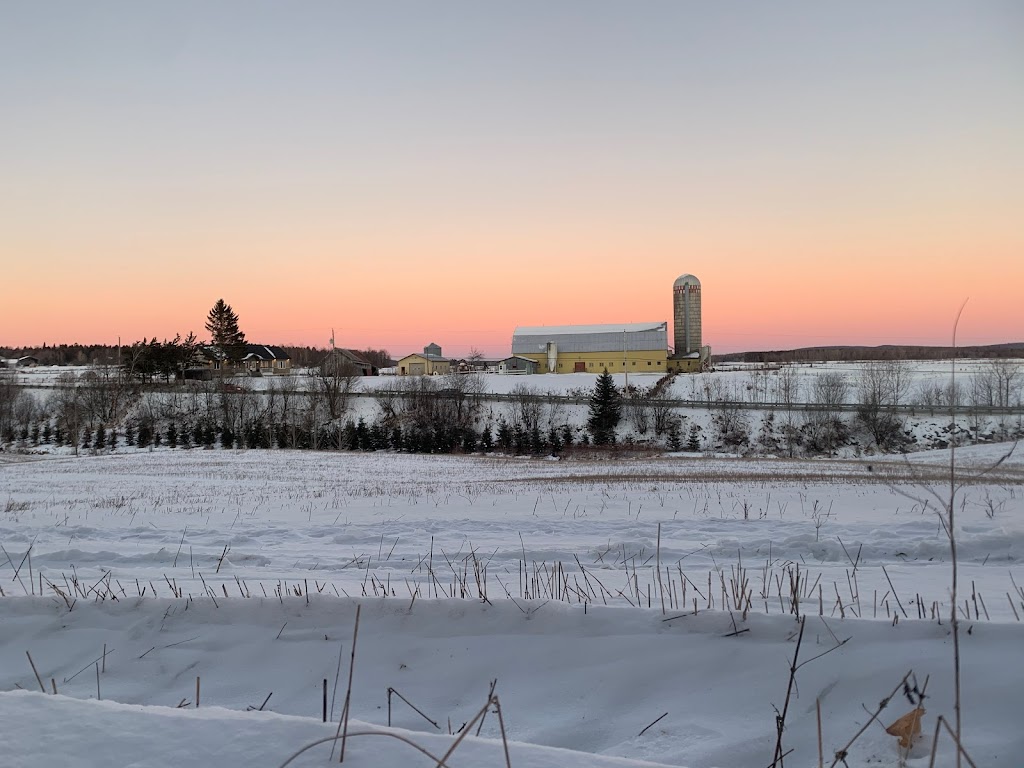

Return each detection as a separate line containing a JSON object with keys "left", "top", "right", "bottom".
{"left": 9, "top": 358, "right": 1023, "bottom": 398}
{"left": 1, "top": 445, "right": 1022, "bottom": 766}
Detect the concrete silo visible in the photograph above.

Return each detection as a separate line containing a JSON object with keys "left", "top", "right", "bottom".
{"left": 672, "top": 273, "right": 701, "bottom": 355}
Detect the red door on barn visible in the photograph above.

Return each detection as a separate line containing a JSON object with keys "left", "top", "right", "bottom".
{"left": 574, "top": 362, "right": 586, "bottom": 372}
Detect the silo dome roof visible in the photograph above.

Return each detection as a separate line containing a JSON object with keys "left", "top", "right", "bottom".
{"left": 673, "top": 274, "right": 700, "bottom": 288}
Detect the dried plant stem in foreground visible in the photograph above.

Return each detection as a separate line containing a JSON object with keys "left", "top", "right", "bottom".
{"left": 828, "top": 670, "right": 912, "bottom": 767}
{"left": 928, "top": 715, "right": 979, "bottom": 768}
{"left": 25, "top": 651, "right": 46, "bottom": 693}
{"left": 332, "top": 604, "right": 361, "bottom": 763}
{"left": 770, "top": 616, "right": 806, "bottom": 767}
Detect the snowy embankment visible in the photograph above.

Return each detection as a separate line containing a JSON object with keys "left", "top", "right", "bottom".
{"left": 3, "top": 599, "right": 1023, "bottom": 768}
{"left": 1, "top": 447, "right": 1022, "bottom": 766}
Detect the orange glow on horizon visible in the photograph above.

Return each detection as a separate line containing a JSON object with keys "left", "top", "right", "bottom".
{"left": 2, "top": 227, "right": 1021, "bottom": 357}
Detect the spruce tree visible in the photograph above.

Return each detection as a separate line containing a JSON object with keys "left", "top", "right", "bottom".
{"left": 205, "top": 298, "right": 246, "bottom": 362}
{"left": 370, "top": 422, "right": 387, "bottom": 450}
{"left": 548, "top": 427, "right": 561, "bottom": 455}
{"left": 42, "top": 423, "right": 52, "bottom": 444}
{"left": 529, "top": 425, "right": 543, "bottom": 455}
{"left": 512, "top": 425, "right": 526, "bottom": 454}
{"left": 95, "top": 424, "right": 106, "bottom": 450}
{"left": 687, "top": 424, "right": 701, "bottom": 452}
{"left": 561, "top": 424, "right": 574, "bottom": 448}
{"left": 343, "top": 420, "right": 358, "bottom": 450}
{"left": 496, "top": 420, "right": 512, "bottom": 451}
{"left": 667, "top": 424, "right": 682, "bottom": 452}
{"left": 356, "top": 418, "right": 370, "bottom": 450}
{"left": 587, "top": 369, "right": 622, "bottom": 445}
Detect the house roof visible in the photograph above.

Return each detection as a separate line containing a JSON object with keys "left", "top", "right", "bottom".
{"left": 243, "top": 344, "right": 290, "bottom": 360}
{"left": 202, "top": 344, "right": 290, "bottom": 361}
{"left": 331, "top": 348, "right": 374, "bottom": 366}
{"left": 397, "top": 352, "right": 450, "bottom": 363}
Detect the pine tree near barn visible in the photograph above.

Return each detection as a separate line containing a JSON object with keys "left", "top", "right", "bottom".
{"left": 205, "top": 299, "right": 247, "bottom": 362}
{"left": 587, "top": 369, "right": 622, "bottom": 445}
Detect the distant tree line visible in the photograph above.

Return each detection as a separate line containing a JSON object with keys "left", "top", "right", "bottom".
{"left": 716, "top": 343, "right": 1024, "bottom": 364}
{"left": 0, "top": 343, "right": 394, "bottom": 371}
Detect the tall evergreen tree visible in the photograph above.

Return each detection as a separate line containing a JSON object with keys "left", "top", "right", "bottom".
{"left": 587, "top": 369, "right": 622, "bottom": 445}
{"left": 205, "top": 299, "right": 246, "bottom": 362}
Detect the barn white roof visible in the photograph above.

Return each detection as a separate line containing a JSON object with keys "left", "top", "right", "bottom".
{"left": 513, "top": 322, "right": 666, "bottom": 336}
{"left": 512, "top": 322, "right": 668, "bottom": 354}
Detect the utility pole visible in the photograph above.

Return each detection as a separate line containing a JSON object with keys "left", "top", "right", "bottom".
{"left": 623, "top": 328, "right": 629, "bottom": 393}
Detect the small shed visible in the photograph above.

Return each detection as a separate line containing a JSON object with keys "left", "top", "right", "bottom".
{"left": 497, "top": 356, "right": 539, "bottom": 375}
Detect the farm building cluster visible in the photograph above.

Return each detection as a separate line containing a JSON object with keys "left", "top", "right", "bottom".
{"left": 393, "top": 273, "right": 710, "bottom": 376}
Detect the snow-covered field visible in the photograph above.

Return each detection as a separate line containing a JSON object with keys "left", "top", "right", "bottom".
{"left": 9, "top": 358, "right": 1023, "bottom": 398}
{"left": 1, "top": 445, "right": 1022, "bottom": 767}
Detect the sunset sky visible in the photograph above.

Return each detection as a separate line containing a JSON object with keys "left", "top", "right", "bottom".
{"left": 1, "top": 2, "right": 1022, "bottom": 357}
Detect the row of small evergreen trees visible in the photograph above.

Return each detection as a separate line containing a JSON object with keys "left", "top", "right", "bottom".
{"left": 8, "top": 414, "right": 703, "bottom": 455}
{"left": 8, "top": 370, "right": 709, "bottom": 454}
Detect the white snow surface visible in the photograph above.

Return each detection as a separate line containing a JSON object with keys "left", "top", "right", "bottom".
{"left": 2, "top": 447, "right": 1023, "bottom": 767}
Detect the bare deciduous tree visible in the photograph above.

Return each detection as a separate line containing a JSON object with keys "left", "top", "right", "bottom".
{"left": 625, "top": 386, "right": 653, "bottom": 435}
{"left": 52, "top": 373, "right": 86, "bottom": 456}
{"left": 857, "top": 360, "right": 911, "bottom": 451}
{"left": 805, "top": 372, "right": 848, "bottom": 455}
{"left": 774, "top": 366, "right": 802, "bottom": 457}
{"left": 509, "top": 383, "right": 544, "bottom": 433}
{"left": 317, "top": 352, "right": 361, "bottom": 421}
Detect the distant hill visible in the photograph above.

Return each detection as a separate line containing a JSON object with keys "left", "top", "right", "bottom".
{"left": 714, "top": 343, "right": 1024, "bottom": 364}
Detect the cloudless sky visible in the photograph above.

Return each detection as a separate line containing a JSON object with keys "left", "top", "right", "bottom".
{"left": 1, "top": 2, "right": 1022, "bottom": 356}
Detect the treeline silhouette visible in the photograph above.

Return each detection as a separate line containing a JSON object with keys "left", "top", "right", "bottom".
{"left": 715, "top": 343, "right": 1024, "bottom": 364}
{"left": 0, "top": 344, "right": 393, "bottom": 369}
